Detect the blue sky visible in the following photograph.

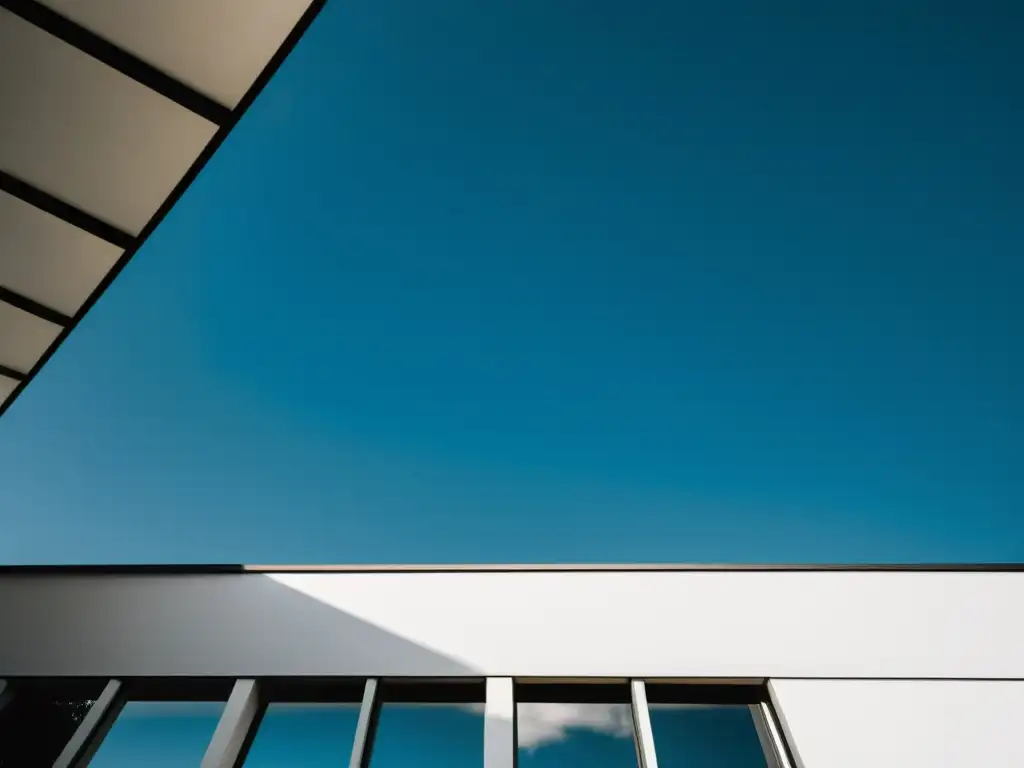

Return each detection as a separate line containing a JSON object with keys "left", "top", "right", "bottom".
{"left": 0, "top": 0, "right": 1021, "bottom": 564}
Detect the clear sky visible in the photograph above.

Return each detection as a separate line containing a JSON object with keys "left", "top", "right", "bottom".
{"left": 0, "top": 0, "right": 1021, "bottom": 564}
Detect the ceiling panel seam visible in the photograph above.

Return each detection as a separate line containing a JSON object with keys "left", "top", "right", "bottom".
{"left": 0, "top": 364, "right": 25, "bottom": 382}
{"left": 0, "top": 172, "right": 135, "bottom": 250}
{"left": 0, "top": 287, "right": 72, "bottom": 327}
{"left": 0, "top": 0, "right": 232, "bottom": 125}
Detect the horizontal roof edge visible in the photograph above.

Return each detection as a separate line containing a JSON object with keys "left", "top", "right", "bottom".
{"left": 0, "top": 563, "right": 1021, "bottom": 575}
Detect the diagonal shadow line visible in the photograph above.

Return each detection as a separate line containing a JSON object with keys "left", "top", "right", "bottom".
{"left": 0, "top": 574, "right": 477, "bottom": 678}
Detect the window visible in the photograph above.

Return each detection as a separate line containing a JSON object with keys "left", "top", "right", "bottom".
{"left": 0, "top": 679, "right": 104, "bottom": 768}
{"left": 368, "top": 681, "right": 485, "bottom": 768}
{"left": 245, "top": 703, "right": 361, "bottom": 766}
{"left": 89, "top": 701, "right": 225, "bottom": 767}
{"left": 646, "top": 684, "right": 770, "bottom": 768}
{"left": 244, "top": 681, "right": 365, "bottom": 767}
{"left": 88, "top": 681, "right": 233, "bottom": 768}
{"left": 516, "top": 682, "right": 638, "bottom": 768}
{"left": 649, "top": 706, "right": 767, "bottom": 768}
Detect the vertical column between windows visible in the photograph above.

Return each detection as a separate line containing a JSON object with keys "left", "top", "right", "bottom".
{"left": 201, "top": 679, "right": 262, "bottom": 768}
{"left": 485, "top": 678, "right": 516, "bottom": 768}
{"left": 53, "top": 678, "right": 126, "bottom": 768}
{"left": 350, "top": 678, "right": 381, "bottom": 768}
{"left": 630, "top": 680, "right": 659, "bottom": 768}
{"left": 760, "top": 684, "right": 801, "bottom": 768}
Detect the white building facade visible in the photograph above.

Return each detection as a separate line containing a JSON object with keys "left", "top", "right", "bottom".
{"left": 0, "top": 564, "right": 1020, "bottom": 767}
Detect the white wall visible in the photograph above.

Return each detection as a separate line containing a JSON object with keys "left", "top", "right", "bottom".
{"left": 769, "top": 679, "right": 1024, "bottom": 768}
{"left": 0, "top": 570, "right": 1020, "bottom": 679}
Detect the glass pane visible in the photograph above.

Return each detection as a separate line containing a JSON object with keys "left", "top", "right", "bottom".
{"left": 517, "top": 702, "right": 637, "bottom": 768}
{"left": 370, "top": 703, "right": 484, "bottom": 768}
{"left": 244, "top": 703, "right": 361, "bottom": 766}
{"left": 649, "top": 705, "right": 767, "bottom": 768}
{"left": 0, "top": 685, "right": 99, "bottom": 767}
{"left": 89, "top": 701, "right": 225, "bottom": 768}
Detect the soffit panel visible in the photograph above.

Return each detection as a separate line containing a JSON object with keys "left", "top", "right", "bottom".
{"left": 0, "top": 7, "right": 218, "bottom": 236}
{"left": 0, "top": 375, "right": 17, "bottom": 406}
{"left": 38, "top": 0, "right": 314, "bottom": 108}
{"left": 0, "top": 191, "right": 124, "bottom": 318}
{"left": 0, "top": 301, "right": 62, "bottom": 375}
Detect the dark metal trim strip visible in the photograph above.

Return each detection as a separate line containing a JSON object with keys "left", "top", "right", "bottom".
{"left": 0, "top": 171, "right": 134, "bottom": 249}
{"left": 0, "top": 562, "right": 1021, "bottom": 575}
{"left": 0, "top": 363, "right": 25, "bottom": 381}
{"left": 0, "top": 285, "right": 72, "bottom": 327}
